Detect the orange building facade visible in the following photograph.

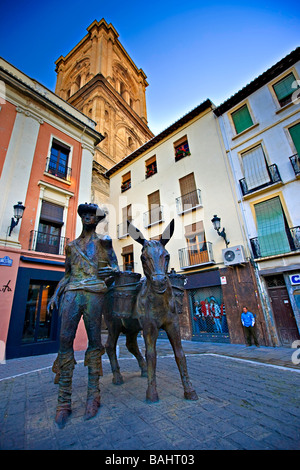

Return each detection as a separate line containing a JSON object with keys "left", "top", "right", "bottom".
{"left": 0, "top": 57, "right": 103, "bottom": 358}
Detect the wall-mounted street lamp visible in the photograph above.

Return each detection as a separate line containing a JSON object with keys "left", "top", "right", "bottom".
{"left": 211, "top": 214, "right": 230, "bottom": 247}
{"left": 8, "top": 201, "right": 25, "bottom": 236}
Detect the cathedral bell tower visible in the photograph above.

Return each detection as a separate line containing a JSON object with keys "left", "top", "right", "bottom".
{"left": 54, "top": 19, "right": 153, "bottom": 206}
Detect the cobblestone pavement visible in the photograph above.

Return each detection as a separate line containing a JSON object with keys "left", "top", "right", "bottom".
{"left": 0, "top": 337, "right": 300, "bottom": 450}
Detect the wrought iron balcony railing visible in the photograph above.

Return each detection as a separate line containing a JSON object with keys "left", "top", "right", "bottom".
{"left": 143, "top": 205, "right": 164, "bottom": 228}
{"left": 290, "top": 153, "right": 300, "bottom": 176}
{"left": 178, "top": 242, "right": 215, "bottom": 269}
{"left": 250, "top": 226, "right": 300, "bottom": 259}
{"left": 176, "top": 189, "right": 202, "bottom": 214}
{"left": 29, "top": 230, "right": 69, "bottom": 256}
{"left": 45, "top": 158, "right": 72, "bottom": 182}
{"left": 239, "top": 164, "right": 281, "bottom": 196}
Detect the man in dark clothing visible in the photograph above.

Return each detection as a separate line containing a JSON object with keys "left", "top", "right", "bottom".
{"left": 241, "top": 306, "right": 259, "bottom": 347}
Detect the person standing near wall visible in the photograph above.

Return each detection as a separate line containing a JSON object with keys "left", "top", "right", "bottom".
{"left": 241, "top": 306, "right": 259, "bottom": 347}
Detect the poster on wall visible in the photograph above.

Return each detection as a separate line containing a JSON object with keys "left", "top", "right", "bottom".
{"left": 188, "top": 286, "right": 229, "bottom": 337}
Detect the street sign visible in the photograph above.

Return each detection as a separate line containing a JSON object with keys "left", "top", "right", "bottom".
{"left": 289, "top": 274, "right": 300, "bottom": 286}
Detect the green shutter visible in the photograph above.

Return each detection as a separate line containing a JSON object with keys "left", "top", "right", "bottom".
{"left": 273, "top": 73, "right": 295, "bottom": 101}
{"left": 231, "top": 105, "right": 253, "bottom": 134}
{"left": 289, "top": 122, "right": 300, "bottom": 155}
{"left": 255, "top": 197, "right": 290, "bottom": 257}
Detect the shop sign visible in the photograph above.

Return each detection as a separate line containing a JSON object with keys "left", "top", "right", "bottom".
{"left": 289, "top": 274, "right": 300, "bottom": 286}
{"left": 220, "top": 276, "right": 227, "bottom": 285}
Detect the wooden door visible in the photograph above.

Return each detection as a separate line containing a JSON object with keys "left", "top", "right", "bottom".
{"left": 268, "top": 286, "right": 300, "bottom": 345}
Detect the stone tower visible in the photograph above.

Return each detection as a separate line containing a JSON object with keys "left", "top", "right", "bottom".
{"left": 54, "top": 19, "right": 154, "bottom": 206}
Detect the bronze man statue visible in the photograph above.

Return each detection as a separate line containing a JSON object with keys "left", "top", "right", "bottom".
{"left": 48, "top": 203, "right": 118, "bottom": 428}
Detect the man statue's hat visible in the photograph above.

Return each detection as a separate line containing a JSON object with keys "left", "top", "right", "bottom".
{"left": 77, "top": 203, "right": 106, "bottom": 221}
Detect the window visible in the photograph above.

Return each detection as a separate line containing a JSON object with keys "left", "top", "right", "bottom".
{"left": 122, "top": 244, "right": 134, "bottom": 272}
{"left": 178, "top": 221, "right": 215, "bottom": 269}
{"left": 128, "top": 136, "right": 134, "bottom": 149}
{"left": 118, "top": 205, "right": 132, "bottom": 238}
{"left": 35, "top": 201, "right": 65, "bottom": 255}
{"left": 273, "top": 72, "right": 298, "bottom": 107}
{"left": 146, "top": 190, "right": 163, "bottom": 226}
{"left": 240, "top": 144, "right": 281, "bottom": 195}
{"left": 178, "top": 173, "right": 200, "bottom": 212}
{"left": 174, "top": 136, "right": 191, "bottom": 162}
{"left": 145, "top": 155, "right": 157, "bottom": 178}
{"left": 185, "top": 222, "right": 209, "bottom": 265}
{"left": 254, "top": 197, "right": 291, "bottom": 257}
{"left": 231, "top": 104, "right": 253, "bottom": 134}
{"left": 22, "top": 282, "right": 58, "bottom": 344}
{"left": 289, "top": 122, "right": 300, "bottom": 155}
{"left": 47, "top": 139, "right": 71, "bottom": 181}
{"left": 121, "top": 171, "right": 131, "bottom": 192}
{"left": 289, "top": 123, "right": 300, "bottom": 175}
{"left": 241, "top": 145, "right": 270, "bottom": 191}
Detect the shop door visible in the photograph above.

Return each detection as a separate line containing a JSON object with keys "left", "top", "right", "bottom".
{"left": 268, "top": 286, "right": 300, "bottom": 345}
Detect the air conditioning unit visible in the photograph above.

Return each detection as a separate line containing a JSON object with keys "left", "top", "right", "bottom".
{"left": 222, "top": 245, "right": 246, "bottom": 265}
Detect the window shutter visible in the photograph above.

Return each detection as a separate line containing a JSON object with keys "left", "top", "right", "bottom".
{"left": 184, "top": 221, "right": 204, "bottom": 239}
{"left": 231, "top": 105, "right": 253, "bottom": 134}
{"left": 289, "top": 123, "right": 300, "bottom": 155}
{"left": 242, "top": 145, "right": 270, "bottom": 190}
{"left": 273, "top": 73, "right": 295, "bottom": 101}
{"left": 40, "top": 201, "right": 64, "bottom": 225}
{"left": 255, "top": 197, "right": 290, "bottom": 257}
{"left": 179, "top": 173, "right": 196, "bottom": 196}
{"left": 148, "top": 190, "right": 160, "bottom": 209}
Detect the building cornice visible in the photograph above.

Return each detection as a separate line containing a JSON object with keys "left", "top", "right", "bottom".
{"left": 0, "top": 59, "right": 104, "bottom": 145}
{"left": 214, "top": 47, "right": 300, "bottom": 116}
{"left": 106, "top": 98, "right": 213, "bottom": 178}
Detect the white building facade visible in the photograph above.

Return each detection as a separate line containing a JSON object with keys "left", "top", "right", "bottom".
{"left": 107, "top": 100, "right": 268, "bottom": 345}
{"left": 214, "top": 47, "right": 300, "bottom": 346}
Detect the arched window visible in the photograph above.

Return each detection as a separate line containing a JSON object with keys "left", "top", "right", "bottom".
{"left": 128, "top": 136, "right": 134, "bottom": 149}
{"left": 75, "top": 74, "right": 81, "bottom": 88}
{"left": 120, "top": 81, "right": 126, "bottom": 98}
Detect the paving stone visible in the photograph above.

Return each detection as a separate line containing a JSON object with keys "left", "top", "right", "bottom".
{"left": 0, "top": 339, "right": 300, "bottom": 450}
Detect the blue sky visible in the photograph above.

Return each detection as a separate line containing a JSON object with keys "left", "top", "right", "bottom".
{"left": 1, "top": 0, "right": 299, "bottom": 134}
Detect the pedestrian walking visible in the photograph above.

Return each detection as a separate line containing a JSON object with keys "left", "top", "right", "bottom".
{"left": 241, "top": 306, "right": 259, "bottom": 347}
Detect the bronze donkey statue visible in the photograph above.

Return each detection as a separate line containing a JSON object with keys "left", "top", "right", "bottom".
{"left": 127, "top": 219, "right": 198, "bottom": 403}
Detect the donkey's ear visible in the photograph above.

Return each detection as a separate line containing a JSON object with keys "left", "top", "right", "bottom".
{"left": 160, "top": 219, "right": 175, "bottom": 246}
{"left": 127, "top": 220, "right": 146, "bottom": 246}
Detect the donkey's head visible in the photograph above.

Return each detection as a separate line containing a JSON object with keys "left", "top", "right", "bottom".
{"left": 128, "top": 220, "right": 174, "bottom": 294}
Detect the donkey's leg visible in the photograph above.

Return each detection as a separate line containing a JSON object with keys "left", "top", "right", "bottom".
{"left": 143, "top": 323, "right": 159, "bottom": 402}
{"left": 105, "top": 320, "right": 124, "bottom": 385}
{"left": 125, "top": 331, "right": 147, "bottom": 377}
{"left": 164, "top": 321, "right": 198, "bottom": 401}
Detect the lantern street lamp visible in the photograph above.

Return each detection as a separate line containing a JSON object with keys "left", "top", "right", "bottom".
{"left": 8, "top": 201, "right": 25, "bottom": 236}
{"left": 211, "top": 214, "right": 229, "bottom": 247}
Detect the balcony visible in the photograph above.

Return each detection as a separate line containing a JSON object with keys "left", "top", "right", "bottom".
{"left": 239, "top": 164, "right": 281, "bottom": 196}
{"left": 250, "top": 226, "right": 300, "bottom": 259}
{"left": 117, "top": 222, "right": 129, "bottom": 239}
{"left": 143, "top": 205, "right": 164, "bottom": 228}
{"left": 45, "top": 158, "right": 72, "bottom": 182}
{"left": 290, "top": 154, "right": 300, "bottom": 176}
{"left": 178, "top": 242, "right": 215, "bottom": 269}
{"left": 29, "top": 230, "right": 69, "bottom": 256}
{"left": 176, "top": 189, "right": 202, "bottom": 214}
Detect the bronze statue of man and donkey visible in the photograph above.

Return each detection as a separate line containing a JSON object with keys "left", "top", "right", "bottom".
{"left": 48, "top": 203, "right": 198, "bottom": 428}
